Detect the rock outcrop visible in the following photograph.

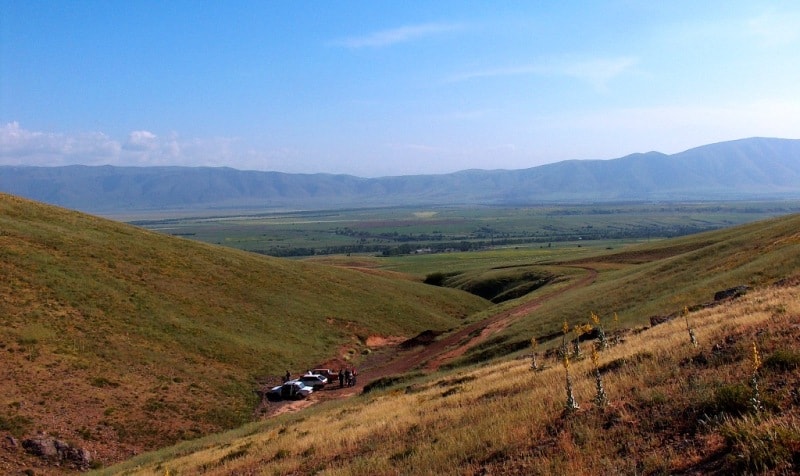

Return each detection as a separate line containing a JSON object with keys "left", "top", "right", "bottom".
{"left": 21, "top": 434, "right": 92, "bottom": 470}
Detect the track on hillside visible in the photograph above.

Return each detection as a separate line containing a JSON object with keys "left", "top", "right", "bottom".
{"left": 263, "top": 266, "right": 598, "bottom": 417}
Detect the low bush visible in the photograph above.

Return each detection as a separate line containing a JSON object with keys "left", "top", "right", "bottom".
{"left": 698, "top": 384, "right": 751, "bottom": 417}
{"left": 763, "top": 349, "right": 800, "bottom": 371}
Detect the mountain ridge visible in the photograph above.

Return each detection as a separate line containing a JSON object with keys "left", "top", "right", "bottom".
{"left": 1, "top": 137, "right": 799, "bottom": 213}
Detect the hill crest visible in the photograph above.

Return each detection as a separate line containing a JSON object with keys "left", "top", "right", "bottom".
{"left": 1, "top": 137, "right": 799, "bottom": 214}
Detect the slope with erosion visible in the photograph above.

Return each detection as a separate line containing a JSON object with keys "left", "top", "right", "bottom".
{"left": 455, "top": 213, "right": 800, "bottom": 365}
{"left": 0, "top": 193, "right": 489, "bottom": 472}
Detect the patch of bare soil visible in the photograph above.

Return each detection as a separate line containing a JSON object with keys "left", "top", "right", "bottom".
{"left": 365, "top": 335, "right": 406, "bottom": 348}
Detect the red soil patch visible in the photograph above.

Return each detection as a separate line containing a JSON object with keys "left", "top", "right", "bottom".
{"left": 365, "top": 335, "right": 405, "bottom": 347}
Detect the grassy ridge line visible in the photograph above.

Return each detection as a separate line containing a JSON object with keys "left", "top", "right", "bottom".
{"left": 100, "top": 281, "right": 800, "bottom": 475}
{"left": 459, "top": 213, "right": 800, "bottom": 362}
{"left": 0, "top": 193, "right": 489, "bottom": 463}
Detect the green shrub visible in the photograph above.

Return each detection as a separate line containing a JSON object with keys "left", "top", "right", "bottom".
{"left": 0, "top": 414, "right": 33, "bottom": 436}
{"left": 763, "top": 349, "right": 800, "bottom": 371}
{"left": 699, "top": 384, "right": 751, "bottom": 417}
{"left": 423, "top": 272, "right": 448, "bottom": 286}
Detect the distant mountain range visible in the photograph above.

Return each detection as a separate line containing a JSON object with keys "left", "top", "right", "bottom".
{"left": 2, "top": 137, "right": 799, "bottom": 214}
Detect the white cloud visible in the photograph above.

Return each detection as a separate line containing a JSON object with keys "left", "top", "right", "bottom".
{"left": 331, "top": 22, "right": 465, "bottom": 49}
{"left": 124, "top": 130, "right": 159, "bottom": 151}
{"left": 0, "top": 122, "right": 120, "bottom": 165}
{"left": 446, "top": 56, "right": 638, "bottom": 90}
{"left": 0, "top": 122, "right": 255, "bottom": 168}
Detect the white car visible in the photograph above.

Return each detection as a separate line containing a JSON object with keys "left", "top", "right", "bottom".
{"left": 298, "top": 373, "right": 328, "bottom": 390}
{"left": 267, "top": 381, "right": 314, "bottom": 401}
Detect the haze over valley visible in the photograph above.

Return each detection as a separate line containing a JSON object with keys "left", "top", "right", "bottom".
{"left": 2, "top": 137, "right": 800, "bottom": 215}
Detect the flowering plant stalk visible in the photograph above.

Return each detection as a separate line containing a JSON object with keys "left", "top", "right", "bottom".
{"left": 530, "top": 337, "right": 539, "bottom": 371}
{"left": 683, "top": 306, "right": 698, "bottom": 347}
{"left": 563, "top": 354, "right": 579, "bottom": 413}
{"left": 591, "top": 346, "right": 607, "bottom": 407}
{"left": 749, "top": 341, "right": 763, "bottom": 412}
{"left": 591, "top": 311, "right": 607, "bottom": 350}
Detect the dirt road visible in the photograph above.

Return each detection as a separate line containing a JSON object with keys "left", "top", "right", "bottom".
{"left": 264, "top": 266, "right": 597, "bottom": 416}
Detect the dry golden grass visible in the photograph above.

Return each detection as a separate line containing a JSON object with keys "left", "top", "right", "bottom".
{"left": 105, "top": 281, "right": 800, "bottom": 475}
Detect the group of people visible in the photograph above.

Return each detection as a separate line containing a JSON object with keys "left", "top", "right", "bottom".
{"left": 338, "top": 368, "right": 357, "bottom": 388}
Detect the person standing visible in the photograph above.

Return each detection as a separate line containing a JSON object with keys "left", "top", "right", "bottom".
{"left": 338, "top": 369, "right": 345, "bottom": 388}
{"left": 284, "top": 370, "right": 291, "bottom": 383}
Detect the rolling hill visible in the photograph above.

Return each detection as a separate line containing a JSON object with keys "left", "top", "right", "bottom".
{"left": 1, "top": 137, "right": 799, "bottom": 214}
{"left": 3, "top": 193, "right": 799, "bottom": 473}
{"left": 453, "top": 212, "right": 800, "bottom": 366}
{"left": 0, "top": 193, "right": 488, "bottom": 470}
{"left": 96, "top": 213, "right": 800, "bottom": 475}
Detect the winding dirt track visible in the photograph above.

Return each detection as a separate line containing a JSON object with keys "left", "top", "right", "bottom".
{"left": 265, "top": 266, "right": 597, "bottom": 416}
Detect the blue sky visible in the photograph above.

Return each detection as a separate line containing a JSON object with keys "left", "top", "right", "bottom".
{"left": 1, "top": 1, "right": 799, "bottom": 176}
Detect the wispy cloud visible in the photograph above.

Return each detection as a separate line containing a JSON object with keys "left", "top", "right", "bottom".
{"left": 330, "top": 22, "right": 465, "bottom": 49}
{"left": 446, "top": 56, "right": 638, "bottom": 90}
{"left": 561, "top": 57, "right": 638, "bottom": 90}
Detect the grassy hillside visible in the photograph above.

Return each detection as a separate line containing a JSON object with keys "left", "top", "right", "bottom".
{"left": 96, "top": 211, "right": 800, "bottom": 475}
{"left": 101, "top": 279, "right": 800, "bottom": 475}
{"left": 454, "top": 213, "right": 800, "bottom": 364}
{"left": 0, "top": 193, "right": 489, "bottom": 467}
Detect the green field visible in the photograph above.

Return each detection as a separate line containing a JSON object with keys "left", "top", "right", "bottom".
{"left": 133, "top": 201, "right": 800, "bottom": 258}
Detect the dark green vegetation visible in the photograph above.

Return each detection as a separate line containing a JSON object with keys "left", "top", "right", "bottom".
{"left": 0, "top": 193, "right": 488, "bottom": 463}
{"left": 2, "top": 138, "right": 800, "bottom": 214}
{"left": 425, "top": 267, "right": 554, "bottom": 303}
{"left": 133, "top": 201, "right": 800, "bottom": 258}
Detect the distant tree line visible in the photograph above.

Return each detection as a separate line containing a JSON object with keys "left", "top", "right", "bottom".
{"left": 252, "top": 223, "right": 722, "bottom": 258}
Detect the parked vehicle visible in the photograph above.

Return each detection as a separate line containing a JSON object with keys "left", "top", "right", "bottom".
{"left": 311, "top": 368, "right": 339, "bottom": 381}
{"left": 299, "top": 373, "right": 328, "bottom": 390}
{"left": 266, "top": 380, "right": 313, "bottom": 401}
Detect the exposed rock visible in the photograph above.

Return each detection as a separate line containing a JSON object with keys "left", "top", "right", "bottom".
{"left": 21, "top": 436, "right": 58, "bottom": 459}
{"left": 21, "top": 434, "right": 92, "bottom": 470}
{"left": 649, "top": 315, "right": 672, "bottom": 326}
{"left": 713, "top": 285, "right": 750, "bottom": 301}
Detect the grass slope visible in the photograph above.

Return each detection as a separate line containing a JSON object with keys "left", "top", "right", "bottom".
{"left": 0, "top": 193, "right": 488, "bottom": 468}
{"left": 99, "top": 211, "right": 800, "bottom": 475}
{"left": 101, "top": 279, "right": 800, "bottom": 475}
{"left": 457, "top": 213, "right": 800, "bottom": 363}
